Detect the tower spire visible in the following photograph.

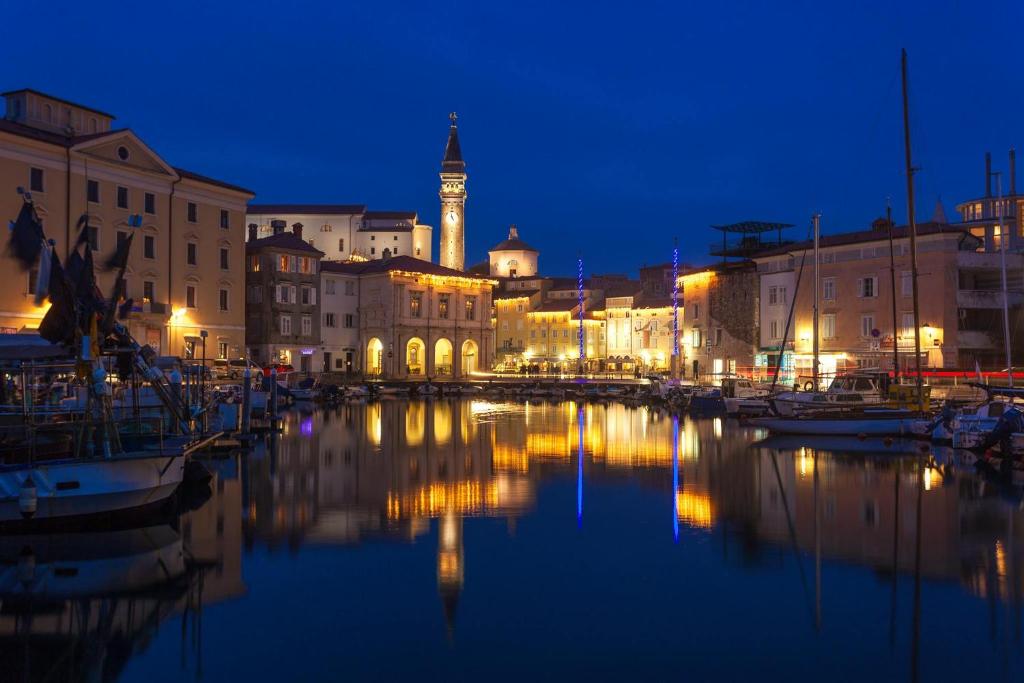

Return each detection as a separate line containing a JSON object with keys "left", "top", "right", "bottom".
{"left": 439, "top": 112, "right": 467, "bottom": 270}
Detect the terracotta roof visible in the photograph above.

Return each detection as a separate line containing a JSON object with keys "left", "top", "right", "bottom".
{"left": 753, "top": 222, "right": 977, "bottom": 258}
{"left": 493, "top": 288, "right": 539, "bottom": 300}
{"left": 175, "top": 167, "right": 254, "bottom": 195}
{"left": 3, "top": 88, "right": 116, "bottom": 118}
{"left": 535, "top": 299, "right": 580, "bottom": 313}
{"left": 320, "top": 255, "right": 493, "bottom": 281}
{"left": 247, "top": 232, "right": 324, "bottom": 255}
{"left": 248, "top": 203, "right": 366, "bottom": 215}
{"left": 633, "top": 293, "right": 675, "bottom": 309}
{"left": 357, "top": 224, "right": 413, "bottom": 233}
{"left": 603, "top": 280, "right": 642, "bottom": 298}
{"left": 490, "top": 236, "right": 538, "bottom": 252}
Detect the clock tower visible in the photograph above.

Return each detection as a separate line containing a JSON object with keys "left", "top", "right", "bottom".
{"left": 439, "top": 112, "right": 467, "bottom": 270}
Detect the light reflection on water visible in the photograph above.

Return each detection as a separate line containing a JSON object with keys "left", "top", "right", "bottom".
{"left": 1, "top": 398, "right": 1022, "bottom": 681}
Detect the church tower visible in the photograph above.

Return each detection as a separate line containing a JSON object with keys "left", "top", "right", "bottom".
{"left": 439, "top": 112, "right": 467, "bottom": 270}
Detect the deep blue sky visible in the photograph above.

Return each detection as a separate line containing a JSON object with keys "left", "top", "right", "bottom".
{"left": 7, "top": 0, "right": 1022, "bottom": 274}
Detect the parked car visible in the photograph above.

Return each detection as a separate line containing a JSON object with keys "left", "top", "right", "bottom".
{"left": 214, "top": 358, "right": 263, "bottom": 380}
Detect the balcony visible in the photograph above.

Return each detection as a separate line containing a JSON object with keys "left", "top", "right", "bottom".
{"left": 957, "top": 330, "right": 996, "bottom": 349}
{"left": 956, "top": 289, "right": 1024, "bottom": 309}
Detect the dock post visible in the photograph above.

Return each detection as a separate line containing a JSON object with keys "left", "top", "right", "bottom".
{"left": 241, "top": 366, "right": 252, "bottom": 438}
{"left": 270, "top": 367, "right": 279, "bottom": 431}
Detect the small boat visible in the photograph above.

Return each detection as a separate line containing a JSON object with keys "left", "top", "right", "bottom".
{"left": 344, "top": 384, "right": 370, "bottom": 399}
{"left": 689, "top": 387, "right": 724, "bottom": 413}
{"left": 417, "top": 382, "right": 439, "bottom": 396}
{"left": 721, "top": 377, "right": 771, "bottom": 416}
{"left": 752, "top": 434, "right": 928, "bottom": 456}
{"left": 750, "top": 410, "right": 923, "bottom": 437}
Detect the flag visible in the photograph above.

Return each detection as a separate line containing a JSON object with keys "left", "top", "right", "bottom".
{"left": 6, "top": 201, "right": 44, "bottom": 269}
{"left": 117, "top": 298, "right": 134, "bottom": 320}
{"left": 38, "top": 249, "right": 78, "bottom": 345}
{"left": 33, "top": 241, "right": 52, "bottom": 306}
{"left": 74, "top": 214, "right": 91, "bottom": 249}
{"left": 103, "top": 231, "right": 134, "bottom": 271}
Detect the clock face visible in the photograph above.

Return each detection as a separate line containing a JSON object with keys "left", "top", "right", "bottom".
{"left": 446, "top": 210, "right": 458, "bottom": 224}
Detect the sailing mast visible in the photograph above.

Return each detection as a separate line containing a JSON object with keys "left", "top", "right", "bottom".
{"left": 886, "top": 201, "right": 900, "bottom": 378}
{"left": 901, "top": 48, "right": 925, "bottom": 410}
{"left": 996, "top": 173, "right": 1014, "bottom": 387}
{"left": 812, "top": 214, "right": 821, "bottom": 390}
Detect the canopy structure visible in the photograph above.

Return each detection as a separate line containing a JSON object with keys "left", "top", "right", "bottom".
{"left": 709, "top": 221, "right": 795, "bottom": 260}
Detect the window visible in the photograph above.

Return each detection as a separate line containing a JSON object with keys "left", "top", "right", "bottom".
{"left": 344, "top": 280, "right": 355, "bottom": 295}
{"left": 541, "top": 329, "right": 547, "bottom": 339}
{"left": 324, "top": 313, "right": 336, "bottom": 327}
{"left": 248, "top": 255, "right": 260, "bottom": 272}
{"left": 219, "top": 209, "right": 229, "bottom": 229}
{"left": 116, "top": 186, "right": 128, "bottom": 209}
{"left": 769, "top": 320, "right": 780, "bottom": 340}
{"left": 822, "top": 313, "right": 836, "bottom": 339}
{"left": 144, "top": 192, "right": 155, "bottom": 214}
{"left": 248, "top": 285, "right": 263, "bottom": 304}
{"left": 187, "top": 202, "right": 197, "bottom": 223}
{"left": 465, "top": 296, "right": 477, "bottom": 321}
{"left": 714, "top": 328, "right": 722, "bottom": 346}
{"left": 220, "top": 248, "right": 229, "bottom": 270}
{"left": 902, "top": 312, "right": 915, "bottom": 338}
{"left": 280, "top": 315, "right": 292, "bottom": 335}
{"left": 416, "top": 247, "right": 421, "bottom": 256}
{"left": 410, "top": 291, "right": 423, "bottom": 317}
{"left": 217, "top": 341, "right": 228, "bottom": 359}
{"left": 320, "top": 224, "right": 332, "bottom": 233}
{"left": 370, "top": 247, "right": 375, "bottom": 255}
{"left": 858, "top": 276, "right": 877, "bottom": 298}
{"left": 298, "top": 257, "right": 316, "bottom": 274}
{"left": 691, "top": 303, "right": 700, "bottom": 319}
{"left": 438, "top": 293, "right": 450, "bottom": 319}
{"left": 186, "top": 285, "right": 197, "bottom": 308}
{"left": 901, "top": 271, "right": 912, "bottom": 297}
{"left": 143, "top": 280, "right": 154, "bottom": 304}
{"left": 344, "top": 313, "right": 355, "bottom": 328}
{"left": 338, "top": 238, "right": 344, "bottom": 252}
{"left": 301, "top": 286, "right": 317, "bottom": 305}
{"left": 144, "top": 234, "right": 155, "bottom": 259}
{"left": 822, "top": 277, "right": 836, "bottom": 301}
{"left": 861, "top": 315, "right": 875, "bottom": 337}
{"left": 325, "top": 279, "right": 335, "bottom": 295}
{"left": 87, "top": 179, "right": 100, "bottom": 203}
{"left": 219, "top": 289, "right": 229, "bottom": 311}
{"left": 768, "top": 286, "right": 778, "bottom": 305}
{"left": 370, "top": 235, "right": 375, "bottom": 241}
{"left": 692, "top": 328, "right": 702, "bottom": 347}
{"left": 29, "top": 167, "right": 44, "bottom": 193}
{"left": 187, "top": 242, "right": 197, "bottom": 266}
{"left": 778, "top": 287, "right": 787, "bottom": 304}
{"left": 301, "top": 315, "right": 312, "bottom": 336}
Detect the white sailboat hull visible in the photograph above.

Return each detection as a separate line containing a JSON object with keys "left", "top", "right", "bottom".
{"left": 750, "top": 416, "right": 921, "bottom": 437}
{"left": 0, "top": 454, "right": 184, "bottom": 523}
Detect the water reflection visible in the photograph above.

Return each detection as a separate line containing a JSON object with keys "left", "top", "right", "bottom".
{"left": 4, "top": 399, "right": 1023, "bottom": 680}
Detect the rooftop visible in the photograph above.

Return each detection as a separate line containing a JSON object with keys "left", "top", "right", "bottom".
{"left": 247, "top": 232, "right": 324, "bottom": 255}
{"left": 535, "top": 300, "right": 580, "bottom": 313}
{"left": 711, "top": 220, "right": 795, "bottom": 234}
{"left": 248, "top": 204, "right": 366, "bottom": 215}
{"left": 490, "top": 224, "right": 538, "bottom": 253}
{"left": 753, "top": 222, "right": 978, "bottom": 258}
{"left": 321, "top": 255, "right": 493, "bottom": 281}
{"left": 364, "top": 210, "right": 417, "bottom": 220}
{"left": 441, "top": 114, "right": 465, "bottom": 173}
{"left": 493, "top": 288, "right": 540, "bottom": 301}
{"left": 3, "top": 88, "right": 116, "bottom": 119}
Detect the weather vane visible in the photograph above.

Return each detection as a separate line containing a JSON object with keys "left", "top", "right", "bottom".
{"left": 449, "top": 111, "right": 458, "bottom": 125}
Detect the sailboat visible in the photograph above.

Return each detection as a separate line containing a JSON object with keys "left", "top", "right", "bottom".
{"left": 754, "top": 50, "right": 934, "bottom": 437}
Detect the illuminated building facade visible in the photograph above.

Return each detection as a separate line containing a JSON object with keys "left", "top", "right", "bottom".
{"left": 320, "top": 262, "right": 361, "bottom": 373}
{"left": 0, "top": 88, "right": 253, "bottom": 358}
{"left": 325, "top": 255, "right": 494, "bottom": 378}
{"left": 488, "top": 224, "right": 539, "bottom": 278}
{"left": 246, "top": 205, "right": 432, "bottom": 262}
{"left": 955, "top": 150, "right": 1023, "bottom": 252}
{"left": 679, "top": 263, "right": 759, "bottom": 380}
{"left": 245, "top": 221, "right": 325, "bottom": 372}
{"left": 754, "top": 219, "right": 1023, "bottom": 375}
{"left": 439, "top": 113, "right": 467, "bottom": 271}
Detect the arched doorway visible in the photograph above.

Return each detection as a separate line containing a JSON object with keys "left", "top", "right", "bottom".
{"left": 406, "top": 337, "right": 425, "bottom": 376}
{"left": 460, "top": 339, "right": 479, "bottom": 376}
{"left": 367, "top": 338, "right": 383, "bottom": 376}
{"left": 434, "top": 338, "right": 453, "bottom": 376}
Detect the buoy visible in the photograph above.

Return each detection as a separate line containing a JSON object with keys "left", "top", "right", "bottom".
{"left": 18, "top": 476, "right": 37, "bottom": 519}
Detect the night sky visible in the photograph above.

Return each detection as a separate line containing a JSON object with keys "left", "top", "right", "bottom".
{"left": 8, "top": 0, "right": 1022, "bottom": 274}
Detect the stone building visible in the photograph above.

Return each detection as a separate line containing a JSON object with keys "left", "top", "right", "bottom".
{"left": 488, "top": 225, "right": 539, "bottom": 278}
{"left": 0, "top": 88, "right": 253, "bottom": 359}
{"left": 245, "top": 221, "right": 325, "bottom": 373}
{"left": 320, "top": 262, "right": 361, "bottom": 373}
{"left": 246, "top": 205, "right": 432, "bottom": 262}
{"left": 680, "top": 262, "right": 759, "bottom": 380}
{"left": 955, "top": 150, "right": 1022, "bottom": 252}
{"left": 439, "top": 113, "right": 467, "bottom": 271}
{"left": 325, "top": 256, "right": 494, "bottom": 379}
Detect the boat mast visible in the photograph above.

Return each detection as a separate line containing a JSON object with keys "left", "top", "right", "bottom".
{"left": 900, "top": 48, "right": 924, "bottom": 409}
{"left": 886, "top": 201, "right": 900, "bottom": 379}
{"left": 996, "top": 173, "right": 1014, "bottom": 387}
{"left": 812, "top": 213, "right": 820, "bottom": 390}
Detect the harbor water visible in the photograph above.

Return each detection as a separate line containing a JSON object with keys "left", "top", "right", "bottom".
{"left": 4, "top": 398, "right": 1023, "bottom": 681}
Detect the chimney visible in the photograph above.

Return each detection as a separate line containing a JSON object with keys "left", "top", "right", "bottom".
{"left": 986, "top": 152, "right": 992, "bottom": 197}
{"left": 271, "top": 219, "right": 286, "bottom": 236}
{"left": 292, "top": 222, "right": 303, "bottom": 240}
{"left": 1011, "top": 148, "right": 1017, "bottom": 195}
{"left": 509, "top": 224, "right": 519, "bottom": 240}
{"left": 247, "top": 223, "right": 258, "bottom": 243}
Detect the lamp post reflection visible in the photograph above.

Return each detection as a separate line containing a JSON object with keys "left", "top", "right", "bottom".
{"left": 577, "top": 403, "right": 584, "bottom": 529}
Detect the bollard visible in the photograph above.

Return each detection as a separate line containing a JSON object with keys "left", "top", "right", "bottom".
{"left": 270, "top": 367, "right": 279, "bottom": 430}
{"left": 242, "top": 366, "right": 252, "bottom": 437}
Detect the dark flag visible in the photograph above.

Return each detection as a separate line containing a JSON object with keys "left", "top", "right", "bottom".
{"left": 103, "top": 231, "right": 134, "bottom": 271}
{"left": 118, "top": 297, "right": 135, "bottom": 320}
{"left": 38, "top": 249, "right": 79, "bottom": 345}
{"left": 74, "top": 214, "right": 91, "bottom": 249}
{"left": 6, "top": 201, "right": 45, "bottom": 269}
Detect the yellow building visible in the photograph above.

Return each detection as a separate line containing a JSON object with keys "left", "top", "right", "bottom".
{"left": 0, "top": 89, "right": 253, "bottom": 358}
{"left": 493, "top": 289, "right": 539, "bottom": 370}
